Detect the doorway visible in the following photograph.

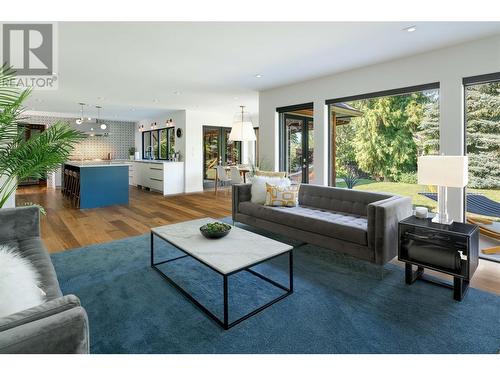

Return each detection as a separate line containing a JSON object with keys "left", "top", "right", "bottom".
{"left": 279, "top": 104, "right": 314, "bottom": 184}
{"left": 203, "top": 126, "right": 241, "bottom": 183}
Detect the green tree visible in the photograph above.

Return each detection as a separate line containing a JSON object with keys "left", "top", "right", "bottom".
{"left": 465, "top": 82, "right": 500, "bottom": 189}
{"left": 350, "top": 92, "right": 428, "bottom": 181}
{"left": 416, "top": 94, "right": 440, "bottom": 156}
{"left": 335, "top": 121, "right": 358, "bottom": 177}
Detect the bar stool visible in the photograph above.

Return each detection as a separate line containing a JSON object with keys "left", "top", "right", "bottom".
{"left": 62, "top": 169, "right": 71, "bottom": 196}
{"left": 70, "top": 170, "right": 80, "bottom": 208}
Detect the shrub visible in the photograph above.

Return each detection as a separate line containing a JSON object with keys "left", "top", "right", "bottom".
{"left": 395, "top": 172, "right": 418, "bottom": 184}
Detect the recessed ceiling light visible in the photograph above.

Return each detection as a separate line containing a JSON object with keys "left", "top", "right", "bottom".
{"left": 255, "top": 74, "right": 263, "bottom": 78}
{"left": 173, "top": 91, "right": 181, "bottom": 95}
{"left": 404, "top": 25, "right": 417, "bottom": 33}
{"left": 97, "top": 96, "right": 104, "bottom": 100}
{"left": 153, "top": 99, "right": 159, "bottom": 103}
{"left": 233, "top": 96, "right": 239, "bottom": 100}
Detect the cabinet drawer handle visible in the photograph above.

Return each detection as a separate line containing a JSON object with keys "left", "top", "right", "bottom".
{"left": 150, "top": 167, "right": 162, "bottom": 171}
{"left": 150, "top": 178, "right": 163, "bottom": 181}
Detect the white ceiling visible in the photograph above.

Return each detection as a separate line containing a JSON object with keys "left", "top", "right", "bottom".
{"left": 27, "top": 22, "right": 500, "bottom": 121}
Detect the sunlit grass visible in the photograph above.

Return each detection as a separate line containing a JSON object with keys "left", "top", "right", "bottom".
{"left": 335, "top": 179, "right": 499, "bottom": 221}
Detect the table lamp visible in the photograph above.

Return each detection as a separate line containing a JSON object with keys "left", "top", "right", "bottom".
{"left": 417, "top": 155, "right": 468, "bottom": 225}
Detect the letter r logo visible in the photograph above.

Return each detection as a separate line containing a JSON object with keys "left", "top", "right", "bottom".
{"left": 2, "top": 24, "right": 53, "bottom": 76}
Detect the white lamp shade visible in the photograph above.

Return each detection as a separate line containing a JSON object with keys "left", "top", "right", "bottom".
{"left": 228, "top": 121, "right": 256, "bottom": 141}
{"left": 417, "top": 156, "right": 468, "bottom": 187}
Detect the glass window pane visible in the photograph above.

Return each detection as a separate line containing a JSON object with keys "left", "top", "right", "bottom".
{"left": 224, "top": 128, "right": 241, "bottom": 165}
{"left": 160, "top": 129, "right": 168, "bottom": 159}
{"left": 143, "top": 131, "right": 151, "bottom": 159}
{"left": 465, "top": 81, "right": 499, "bottom": 258}
{"left": 204, "top": 128, "right": 220, "bottom": 180}
{"left": 152, "top": 130, "right": 159, "bottom": 159}
{"left": 285, "top": 118, "right": 304, "bottom": 184}
{"left": 169, "top": 128, "right": 175, "bottom": 159}
{"left": 330, "top": 89, "right": 440, "bottom": 212}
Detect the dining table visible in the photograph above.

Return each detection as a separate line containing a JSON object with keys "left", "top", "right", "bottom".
{"left": 213, "top": 166, "right": 251, "bottom": 194}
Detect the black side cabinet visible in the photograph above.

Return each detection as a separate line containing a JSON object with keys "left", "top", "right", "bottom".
{"left": 398, "top": 216, "right": 479, "bottom": 301}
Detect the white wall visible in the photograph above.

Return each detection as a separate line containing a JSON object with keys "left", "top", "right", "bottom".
{"left": 259, "top": 34, "right": 500, "bottom": 222}
{"left": 136, "top": 109, "right": 256, "bottom": 193}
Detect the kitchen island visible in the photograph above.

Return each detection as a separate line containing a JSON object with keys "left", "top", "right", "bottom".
{"left": 64, "top": 161, "right": 129, "bottom": 209}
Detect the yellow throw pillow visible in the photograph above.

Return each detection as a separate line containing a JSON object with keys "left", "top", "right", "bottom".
{"left": 265, "top": 183, "right": 299, "bottom": 207}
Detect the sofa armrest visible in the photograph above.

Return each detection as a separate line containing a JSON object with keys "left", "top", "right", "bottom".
{"left": 0, "top": 206, "right": 40, "bottom": 243}
{"left": 232, "top": 183, "right": 252, "bottom": 220}
{"left": 367, "top": 196, "right": 412, "bottom": 265}
{"left": 0, "top": 295, "right": 89, "bottom": 354}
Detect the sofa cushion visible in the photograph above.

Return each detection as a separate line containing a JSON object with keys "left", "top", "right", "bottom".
{"left": 250, "top": 175, "right": 291, "bottom": 204}
{"left": 299, "top": 184, "right": 392, "bottom": 217}
{"left": 239, "top": 202, "right": 368, "bottom": 245}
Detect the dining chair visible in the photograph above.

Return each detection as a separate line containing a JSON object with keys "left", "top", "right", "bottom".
{"left": 230, "top": 166, "right": 243, "bottom": 184}
{"left": 215, "top": 165, "right": 231, "bottom": 194}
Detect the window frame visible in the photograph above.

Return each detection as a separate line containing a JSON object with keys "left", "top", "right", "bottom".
{"left": 141, "top": 127, "right": 175, "bottom": 160}
{"left": 325, "top": 82, "right": 440, "bottom": 186}
{"left": 462, "top": 72, "right": 500, "bottom": 223}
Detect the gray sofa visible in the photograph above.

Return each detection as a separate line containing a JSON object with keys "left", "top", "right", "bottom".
{"left": 233, "top": 184, "right": 412, "bottom": 265}
{"left": 0, "top": 206, "right": 89, "bottom": 354}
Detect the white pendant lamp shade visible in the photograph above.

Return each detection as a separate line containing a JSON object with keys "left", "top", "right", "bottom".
{"left": 229, "top": 106, "right": 256, "bottom": 142}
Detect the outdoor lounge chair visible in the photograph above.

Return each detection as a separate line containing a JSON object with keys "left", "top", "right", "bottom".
{"left": 419, "top": 192, "right": 500, "bottom": 218}
{"left": 419, "top": 192, "right": 500, "bottom": 254}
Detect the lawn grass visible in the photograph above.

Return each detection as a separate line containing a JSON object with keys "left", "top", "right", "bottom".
{"left": 334, "top": 180, "right": 500, "bottom": 219}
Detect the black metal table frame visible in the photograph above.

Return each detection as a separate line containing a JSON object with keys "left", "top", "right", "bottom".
{"left": 150, "top": 231, "right": 293, "bottom": 330}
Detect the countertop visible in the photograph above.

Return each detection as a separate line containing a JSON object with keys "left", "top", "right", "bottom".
{"left": 65, "top": 159, "right": 184, "bottom": 168}
{"left": 65, "top": 161, "right": 130, "bottom": 168}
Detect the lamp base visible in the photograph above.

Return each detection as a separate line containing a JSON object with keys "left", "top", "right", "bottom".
{"left": 431, "top": 214, "right": 454, "bottom": 225}
{"left": 432, "top": 185, "right": 454, "bottom": 225}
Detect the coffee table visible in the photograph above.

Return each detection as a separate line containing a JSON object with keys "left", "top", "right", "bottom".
{"left": 150, "top": 218, "right": 293, "bottom": 329}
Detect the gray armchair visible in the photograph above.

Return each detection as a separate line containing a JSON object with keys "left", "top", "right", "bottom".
{"left": 0, "top": 206, "right": 89, "bottom": 354}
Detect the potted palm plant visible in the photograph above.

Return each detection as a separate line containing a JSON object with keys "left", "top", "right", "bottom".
{"left": 0, "top": 64, "right": 84, "bottom": 208}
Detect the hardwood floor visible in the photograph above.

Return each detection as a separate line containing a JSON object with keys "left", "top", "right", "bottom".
{"left": 15, "top": 185, "right": 232, "bottom": 253}
{"left": 15, "top": 185, "right": 500, "bottom": 294}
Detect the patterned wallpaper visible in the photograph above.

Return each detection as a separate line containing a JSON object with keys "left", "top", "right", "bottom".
{"left": 23, "top": 114, "right": 136, "bottom": 159}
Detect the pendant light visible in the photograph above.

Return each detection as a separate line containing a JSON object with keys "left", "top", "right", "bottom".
{"left": 75, "top": 103, "right": 85, "bottom": 124}
{"left": 96, "top": 106, "right": 107, "bottom": 130}
{"left": 229, "top": 105, "right": 256, "bottom": 142}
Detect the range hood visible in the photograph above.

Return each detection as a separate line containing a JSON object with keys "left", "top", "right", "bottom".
{"left": 74, "top": 104, "right": 110, "bottom": 137}
{"left": 76, "top": 121, "right": 110, "bottom": 137}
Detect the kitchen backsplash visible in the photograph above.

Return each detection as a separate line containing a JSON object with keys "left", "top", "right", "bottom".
{"left": 23, "top": 114, "right": 135, "bottom": 159}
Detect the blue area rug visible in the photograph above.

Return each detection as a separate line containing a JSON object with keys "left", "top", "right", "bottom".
{"left": 51, "top": 219, "right": 500, "bottom": 354}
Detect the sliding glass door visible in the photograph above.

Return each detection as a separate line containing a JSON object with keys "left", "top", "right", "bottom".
{"left": 282, "top": 114, "right": 314, "bottom": 184}
{"left": 464, "top": 73, "right": 500, "bottom": 262}
{"left": 203, "top": 126, "right": 241, "bottom": 180}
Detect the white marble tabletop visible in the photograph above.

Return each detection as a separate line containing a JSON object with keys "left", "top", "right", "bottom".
{"left": 152, "top": 218, "right": 293, "bottom": 275}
